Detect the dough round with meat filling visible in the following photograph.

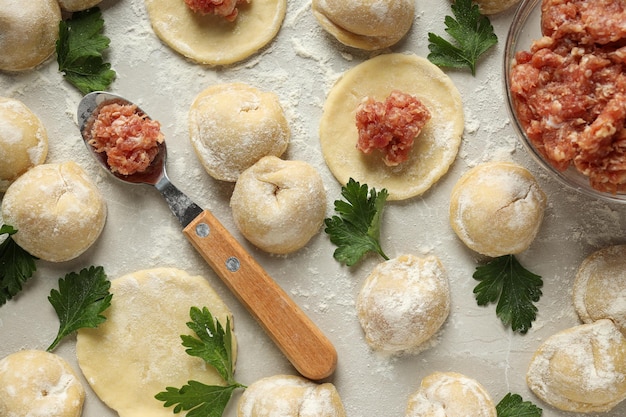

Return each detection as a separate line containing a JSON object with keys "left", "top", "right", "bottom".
{"left": 473, "top": 0, "right": 520, "bottom": 14}
{"left": 0, "top": 97, "right": 48, "bottom": 192}
{"left": 76, "top": 268, "right": 236, "bottom": 417}
{"left": 144, "top": 0, "right": 286, "bottom": 66}
{"left": 0, "top": 350, "right": 85, "bottom": 417}
{"left": 526, "top": 319, "right": 626, "bottom": 412}
{"left": 189, "top": 83, "right": 290, "bottom": 182}
{"left": 238, "top": 374, "right": 346, "bottom": 417}
{"left": 449, "top": 161, "right": 546, "bottom": 257}
{"left": 1, "top": 162, "right": 106, "bottom": 262}
{"left": 319, "top": 53, "right": 463, "bottom": 200}
{"left": 573, "top": 245, "right": 626, "bottom": 333}
{"left": 230, "top": 156, "right": 326, "bottom": 254}
{"left": 405, "top": 372, "right": 497, "bottom": 417}
{"left": 312, "top": 0, "right": 415, "bottom": 50}
{"left": 57, "top": 0, "right": 101, "bottom": 11}
{"left": 0, "top": 0, "right": 61, "bottom": 71}
{"left": 356, "top": 254, "right": 450, "bottom": 354}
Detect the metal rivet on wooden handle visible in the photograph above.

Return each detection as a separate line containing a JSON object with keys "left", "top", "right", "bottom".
{"left": 183, "top": 210, "right": 337, "bottom": 380}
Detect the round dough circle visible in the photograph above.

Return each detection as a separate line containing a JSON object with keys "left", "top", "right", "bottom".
{"left": 0, "top": 350, "right": 85, "bottom": 417}
{"left": 574, "top": 245, "right": 626, "bottom": 333}
{"left": 189, "top": 83, "right": 290, "bottom": 182}
{"left": 474, "top": 0, "right": 521, "bottom": 15}
{"left": 76, "top": 268, "right": 236, "bottom": 417}
{"left": 0, "top": 97, "right": 48, "bottom": 192}
{"left": 312, "top": 0, "right": 415, "bottom": 50}
{"left": 238, "top": 374, "right": 346, "bottom": 417}
{"left": 1, "top": 161, "right": 107, "bottom": 262}
{"left": 449, "top": 161, "right": 547, "bottom": 257}
{"left": 57, "top": 0, "right": 102, "bottom": 11}
{"left": 0, "top": 0, "right": 61, "bottom": 71}
{"left": 356, "top": 254, "right": 450, "bottom": 353}
{"left": 144, "top": 0, "right": 286, "bottom": 66}
{"left": 526, "top": 319, "right": 626, "bottom": 413}
{"left": 319, "top": 53, "right": 464, "bottom": 200}
{"left": 405, "top": 372, "right": 497, "bottom": 417}
{"left": 231, "top": 156, "right": 327, "bottom": 254}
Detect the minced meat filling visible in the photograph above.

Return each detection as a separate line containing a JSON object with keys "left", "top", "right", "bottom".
{"left": 184, "top": 0, "right": 250, "bottom": 21}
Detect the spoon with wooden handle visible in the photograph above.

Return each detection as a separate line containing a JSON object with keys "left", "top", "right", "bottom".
{"left": 77, "top": 91, "right": 337, "bottom": 381}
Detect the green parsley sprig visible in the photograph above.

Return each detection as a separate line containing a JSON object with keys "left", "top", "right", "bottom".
{"left": 496, "top": 392, "right": 542, "bottom": 417}
{"left": 156, "top": 307, "right": 246, "bottom": 417}
{"left": 0, "top": 225, "right": 37, "bottom": 307}
{"left": 324, "top": 178, "right": 389, "bottom": 266}
{"left": 56, "top": 7, "right": 116, "bottom": 94}
{"left": 427, "top": 0, "right": 498, "bottom": 75}
{"left": 47, "top": 265, "right": 112, "bottom": 351}
{"left": 473, "top": 255, "right": 543, "bottom": 334}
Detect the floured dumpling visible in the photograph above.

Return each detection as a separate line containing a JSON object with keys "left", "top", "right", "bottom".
{"left": 312, "top": 0, "right": 415, "bottom": 50}
{"left": 238, "top": 374, "right": 346, "bottom": 417}
{"left": 405, "top": 372, "right": 497, "bottom": 417}
{"left": 230, "top": 156, "right": 326, "bottom": 254}
{"left": 0, "top": 350, "right": 85, "bottom": 417}
{"left": 0, "top": 0, "right": 61, "bottom": 71}
{"left": 356, "top": 254, "right": 450, "bottom": 354}
{"left": 0, "top": 97, "right": 48, "bottom": 192}
{"left": 449, "top": 161, "right": 546, "bottom": 257}
{"left": 574, "top": 244, "right": 626, "bottom": 333}
{"left": 527, "top": 319, "right": 626, "bottom": 413}
{"left": 57, "top": 0, "right": 101, "bottom": 11}
{"left": 319, "top": 53, "right": 464, "bottom": 200}
{"left": 189, "top": 83, "right": 290, "bottom": 182}
{"left": 76, "top": 268, "right": 236, "bottom": 417}
{"left": 473, "top": 0, "right": 520, "bottom": 14}
{"left": 1, "top": 162, "right": 106, "bottom": 262}
{"left": 144, "top": 0, "right": 286, "bottom": 65}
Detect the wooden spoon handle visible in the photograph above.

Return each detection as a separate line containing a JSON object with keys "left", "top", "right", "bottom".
{"left": 183, "top": 210, "right": 337, "bottom": 380}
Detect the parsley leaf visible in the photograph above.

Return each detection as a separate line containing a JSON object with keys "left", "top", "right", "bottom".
{"left": 473, "top": 255, "right": 543, "bottom": 334}
{"left": 427, "top": 0, "right": 498, "bottom": 75}
{"left": 324, "top": 178, "right": 389, "bottom": 266}
{"left": 56, "top": 7, "right": 116, "bottom": 94}
{"left": 496, "top": 393, "right": 542, "bottom": 417}
{"left": 156, "top": 307, "right": 245, "bottom": 417}
{"left": 0, "top": 225, "right": 37, "bottom": 307}
{"left": 47, "top": 265, "right": 112, "bottom": 351}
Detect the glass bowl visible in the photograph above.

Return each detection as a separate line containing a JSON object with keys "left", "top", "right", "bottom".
{"left": 503, "top": 0, "right": 626, "bottom": 203}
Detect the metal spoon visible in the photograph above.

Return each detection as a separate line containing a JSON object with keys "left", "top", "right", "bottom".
{"left": 77, "top": 91, "right": 337, "bottom": 381}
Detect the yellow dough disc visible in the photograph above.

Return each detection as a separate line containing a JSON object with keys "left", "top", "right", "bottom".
{"left": 76, "top": 268, "right": 236, "bottom": 417}
{"left": 144, "top": 0, "right": 286, "bottom": 66}
{"left": 0, "top": 350, "right": 85, "bottom": 417}
{"left": 319, "top": 53, "right": 464, "bottom": 200}
{"left": 0, "top": 97, "right": 48, "bottom": 192}
{"left": 573, "top": 245, "right": 626, "bottom": 333}
{"left": 526, "top": 319, "right": 626, "bottom": 413}
{"left": 405, "top": 372, "right": 497, "bottom": 417}
{"left": 237, "top": 374, "right": 346, "bottom": 417}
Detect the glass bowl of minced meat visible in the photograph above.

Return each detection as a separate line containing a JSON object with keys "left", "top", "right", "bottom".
{"left": 504, "top": 0, "right": 626, "bottom": 203}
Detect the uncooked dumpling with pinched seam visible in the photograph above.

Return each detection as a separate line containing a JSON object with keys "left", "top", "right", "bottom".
{"left": 0, "top": 0, "right": 61, "bottom": 71}
{"left": 405, "top": 372, "right": 497, "bottom": 417}
{"left": 189, "top": 83, "right": 290, "bottom": 182}
{"left": 527, "top": 319, "right": 626, "bottom": 413}
{"left": 230, "top": 156, "right": 327, "bottom": 254}
{"left": 237, "top": 374, "right": 346, "bottom": 417}
{"left": 312, "top": 0, "right": 415, "bottom": 50}
{"left": 356, "top": 254, "right": 450, "bottom": 354}
{"left": 0, "top": 97, "right": 48, "bottom": 192}
{"left": 56, "top": 0, "right": 101, "bottom": 11}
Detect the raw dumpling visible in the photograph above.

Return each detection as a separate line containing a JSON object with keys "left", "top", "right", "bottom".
{"left": 526, "top": 319, "right": 626, "bottom": 413}
{"left": 405, "top": 372, "right": 497, "bottom": 417}
{"left": 230, "top": 156, "right": 327, "bottom": 254}
{"left": 449, "top": 161, "right": 546, "bottom": 257}
{"left": 1, "top": 162, "right": 107, "bottom": 262}
{"left": 57, "top": 0, "right": 101, "bottom": 11}
{"left": 76, "top": 268, "right": 236, "bottom": 417}
{"left": 312, "top": 0, "right": 415, "bottom": 50}
{"left": 473, "top": 0, "right": 520, "bottom": 14}
{"left": 0, "top": 0, "right": 61, "bottom": 71}
{"left": 189, "top": 83, "right": 290, "bottom": 182}
{"left": 0, "top": 350, "right": 85, "bottom": 417}
{"left": 356, "top": 254, "right": 450, "bottom": 354}
{"left": 238, "top": 374, "right": 346, "bottom": 417}
{"left": 0, "top": 97, "right": 48, "bottom": 192}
